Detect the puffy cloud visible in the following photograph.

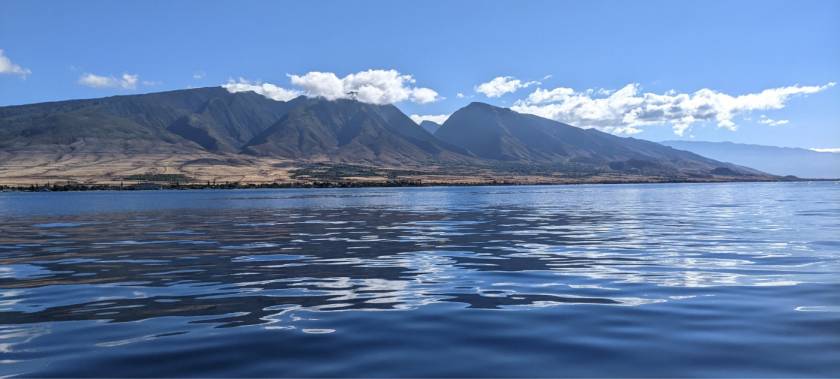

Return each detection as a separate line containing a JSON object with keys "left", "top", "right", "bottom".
{"left": 524, "top": 87, "right": 575, "bottom": 104}
{"left": 288, "top": 69, "right": 439, "bottom": 104}
{"left": 757, "top": 115, "right": 789, "bottom": 126}
{"left": 475, "top": 76, "right": 539, "bottom": 98}
{"left": 288, "top": 71, "right": 344, "bottom": 99}
{"left": 225, "top": 69, "right": 440, "bottom": 105}
{"left": 511, "top": 82, "right": 835, "bottom": 136}
{"left": 411, "top": 87, "right": 440, "bottom": 104}
{"left": 78, "top": 73, "right": 112, "bottom": 88}
{"left": 223, "top": 78, "right": 301, "bottom": 101}
{"left": 609, "top": 125, "right": 643, "bottom": 135}
{"left": 0, "top": 49, "right": 31, "bottom": 78}
{"left": 78, "top": 73, "right": 142, "bottom": 89}
{"left": 456, "top": 92, "right": 465, "bottom": 99}
{"left": 121, "top": 74, "right": 138, "bottom": 89}
{"left": 409, "top": 114, "right": 449, "bottom": 125}
{"left": 810, "top": 147, "right": 840, "bottom": 153}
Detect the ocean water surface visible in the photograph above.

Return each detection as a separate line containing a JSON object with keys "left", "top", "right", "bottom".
{"left": 0, "top": 182, "right": 839, "bottom": 377}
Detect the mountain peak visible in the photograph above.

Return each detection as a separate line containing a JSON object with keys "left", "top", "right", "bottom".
{"left": 0, "top": 87, "right": 767, "bottom": 181}
{"left": 241, "top": 95, "right": 470, "bottom": 164}
{"left": 464, "top": 101, "right": 501, "bottom": 110}
{"left": 434, "top": 100, "right": 758, "bottom": 177}
{"left": 418, "top": 120, "right": 441, "bottom": 135}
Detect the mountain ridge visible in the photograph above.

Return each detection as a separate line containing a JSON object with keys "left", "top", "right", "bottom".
{"left": 435, "top": 101, "right": 761, "bottom": 177}
{"left": 0, "top": 87, "right": 302, "bottom": 154}
{"left": 0, "top": 87, "right": 775, "bottom": 186}
{"left": 241, "top": 98, "right": 474, "bottom": 165}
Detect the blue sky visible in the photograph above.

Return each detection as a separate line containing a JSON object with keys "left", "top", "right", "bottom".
{"left": 1, "top": 0, "right": 838, "bottom": 148}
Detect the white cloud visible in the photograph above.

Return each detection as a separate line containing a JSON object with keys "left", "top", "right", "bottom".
{"left": 225, "top": 69, "right": 440, "bottom": 105}
{"left": 810, "top": 147, "right": 840, "bottom": 153}
{"left": 524, "top": 87, "right": 575, "bottom": 104}
{"left": 193, "top": 71, "right": 205, "bottom": 80}
{"left": 610, "top": 126, "right": 644, "bottom": 135}
{"left": 511, "top": 82, "right": 835, "bottom": 136}
{"left": 758, "top": 115, "right": 789, "bottom": 126}
{"left": 411, "top": 87, "right": 440, "bottom": 104}
{"left": 288, "top": 71, "right": 344, "bottom": 99}
{"left": 409, "top": 114, "right": 449, "bottom": 125}
{"left": 222, "top": 78, "right": 301, "bottom": 101}
{"left": 121, "top": 74, "right": 138, "bottom": 89}
{"left": 456, "top": 92, "right": 465, "bottom": 99}
{"left": 78, "top": 73, "right": 112, "bottom": 88}
{"left": 78, "top": 73, "right": 143, "bottom": 89}
{"left": 78, "top": 73, "right": 113, "bottom": 88}
{"left": 288, "top": 69, "right": 439, "bottom": 104}
{"left": 0, "top": 49, "right": 31, "bottom": 78}
{"left": 475, "top": 76, "right": 539, "bottom": 98}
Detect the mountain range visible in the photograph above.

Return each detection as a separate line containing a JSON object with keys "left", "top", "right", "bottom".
{"left": 0, "top": 87, "right": 772, "bottom": 186}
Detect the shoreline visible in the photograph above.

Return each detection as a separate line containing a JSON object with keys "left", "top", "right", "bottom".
{"left": 0, "top": 177, "right": 831, "bottom": 193}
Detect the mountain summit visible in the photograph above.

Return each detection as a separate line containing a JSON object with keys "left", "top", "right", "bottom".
{"left": 242, "top": 98, "right": 470, "bottom": 165}
{"left": 436, "top": 102, "right": 757, "bottom": 176}
{"left": 0, "top": 87, "right": 770, "bottom": 185}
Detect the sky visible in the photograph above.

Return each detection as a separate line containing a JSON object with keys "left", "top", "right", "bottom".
{"left": 1, "top": 0, "right": 838, "bottom": 149}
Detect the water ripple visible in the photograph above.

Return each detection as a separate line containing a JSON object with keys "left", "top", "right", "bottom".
{"left": 0, "top": 183, "right": 838, "bottom": 377}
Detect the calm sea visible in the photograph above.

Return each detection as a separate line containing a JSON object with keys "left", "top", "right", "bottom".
{"left": 1, "top": 182, "right": 838, "bottom": 377}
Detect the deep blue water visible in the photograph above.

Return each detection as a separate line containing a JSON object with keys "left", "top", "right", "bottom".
{"left": 0, "top": 182, "right": 839, "bottom": 377}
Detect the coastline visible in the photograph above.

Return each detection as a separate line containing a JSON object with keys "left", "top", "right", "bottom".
{"left": 0, "top": 176, "right": 826, "bottom": 193}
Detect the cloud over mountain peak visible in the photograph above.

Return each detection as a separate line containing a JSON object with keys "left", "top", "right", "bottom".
{"left": 224, "top": 69, "right": 440, "bottom": 105}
